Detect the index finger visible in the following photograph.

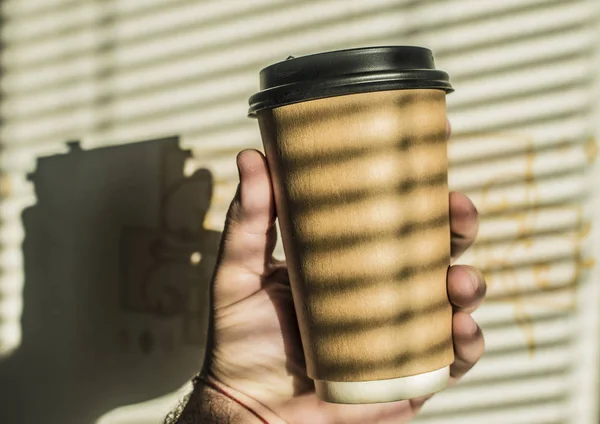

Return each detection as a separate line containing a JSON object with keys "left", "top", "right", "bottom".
{"left": 449, "top": 192, "right": 479, "bottom": 261}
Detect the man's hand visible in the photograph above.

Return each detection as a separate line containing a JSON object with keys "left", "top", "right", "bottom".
{"left": 176, "top": 145, "right": 485, "bottom": 423}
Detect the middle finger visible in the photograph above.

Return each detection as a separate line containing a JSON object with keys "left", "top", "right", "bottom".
{"left": 447, "top": 265, "right": 487, "bottom": 313}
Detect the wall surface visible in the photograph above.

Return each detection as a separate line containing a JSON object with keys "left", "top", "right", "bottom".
{"left": 0, "top": 1, "right": 598, "bottom": 423}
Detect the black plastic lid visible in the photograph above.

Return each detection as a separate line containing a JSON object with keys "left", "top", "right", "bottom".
{"left": 248, "top": 46, "right": 452, "bottom": 116}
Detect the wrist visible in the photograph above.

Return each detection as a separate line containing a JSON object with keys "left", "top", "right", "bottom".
{"left": 198, "top": 374, "right": 288, "bottom": 424}
{"left": 202, "top": 382, "right": 263, "bottom": 424}
{"left": 173, "top": 378, "right": 262, "bottom": 424}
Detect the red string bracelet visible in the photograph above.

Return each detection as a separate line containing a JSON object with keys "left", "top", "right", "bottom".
{"left": 197, "top": 375, "right": 269, "bottom": 424}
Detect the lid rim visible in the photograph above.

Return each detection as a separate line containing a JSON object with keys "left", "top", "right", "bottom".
{"left": 248, "top": 46, "right": 452, "bottom": 116}
{"left": 248, "top": 75, "right": 452, "bottom": 116}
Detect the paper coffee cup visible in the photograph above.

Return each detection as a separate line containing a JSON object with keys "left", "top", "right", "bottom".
{"left": 248, "top": 46, "right": 454, "bottom": 404}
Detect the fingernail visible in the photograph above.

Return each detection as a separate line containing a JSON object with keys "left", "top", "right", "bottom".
{"left": 468, "top": 321, "right": 478, "bottom": 336}
{"left": 235, "top": 154, "right": 242, "bottom": 182}
{"left": 463, "top": 314, "right": 478, "bottom": 335}
{"left": 466, "top": 267, "right": 480, "bottom": 293}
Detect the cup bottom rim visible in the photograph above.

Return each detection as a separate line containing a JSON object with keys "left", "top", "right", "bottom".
{"left": 314, "top": 365, "right": 450, "bottom": 404}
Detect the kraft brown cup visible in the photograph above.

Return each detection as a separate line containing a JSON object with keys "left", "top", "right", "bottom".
{"left": 249, "top": 47, "right": 454, "bottom": 404}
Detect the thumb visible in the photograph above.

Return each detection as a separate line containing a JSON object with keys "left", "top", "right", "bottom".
{"left": 212, "top": 149, "right": 277, "bottom": 307}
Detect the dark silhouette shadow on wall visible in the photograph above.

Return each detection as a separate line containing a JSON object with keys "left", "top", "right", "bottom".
{"left": 0, "top": 136, "right": 221, "bottom": 423}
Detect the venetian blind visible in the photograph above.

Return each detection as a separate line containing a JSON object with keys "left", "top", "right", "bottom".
{"left": 0, "top": 1, "right": 598, "bottom": 423}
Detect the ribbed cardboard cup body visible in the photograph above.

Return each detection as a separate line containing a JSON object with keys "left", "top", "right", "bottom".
{"left": 250, "top": 47, "right": 454, "bottom": 404}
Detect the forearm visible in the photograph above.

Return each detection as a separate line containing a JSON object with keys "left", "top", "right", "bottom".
{"left": 168, "top": 378, "right": 262, "bottom": 424}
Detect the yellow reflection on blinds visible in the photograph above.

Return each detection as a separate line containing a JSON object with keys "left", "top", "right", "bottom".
{"left": 0, "top": 0, "right": 598, "bottom": 423}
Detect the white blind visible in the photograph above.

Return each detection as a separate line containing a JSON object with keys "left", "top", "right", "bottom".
{"left": 0, "top": 1, "right": 598, "bottom": 423}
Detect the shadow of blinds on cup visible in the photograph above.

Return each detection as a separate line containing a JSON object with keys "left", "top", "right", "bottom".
{"left": 0, "top": 0, "right": 598, "bottom": 423}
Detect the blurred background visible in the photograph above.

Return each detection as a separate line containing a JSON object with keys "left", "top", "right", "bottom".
{"left": 0, "top": 0, "right": 599, "bottom": 423}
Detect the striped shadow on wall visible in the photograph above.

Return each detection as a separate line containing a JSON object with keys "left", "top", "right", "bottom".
{"left": 0, "top": 0, "right": 598, "bottom": 423}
